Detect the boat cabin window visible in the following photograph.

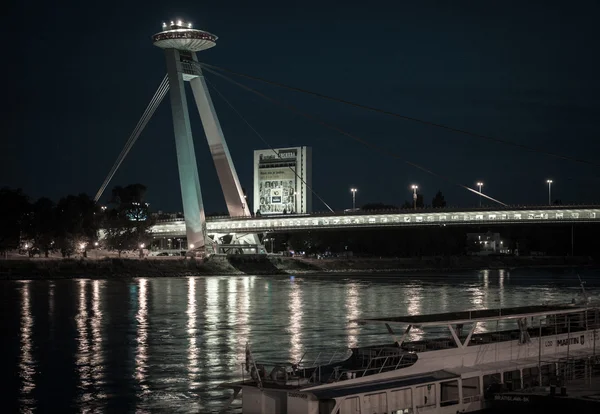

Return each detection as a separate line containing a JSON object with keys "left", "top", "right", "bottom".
{"left": 440, "top": 380, "right": 460, "bottom": 406}
{"left": 462, "top": 377, "right": 480, "bottom": 402}
{"left": 503, "top": 369, "right": 521, "bottom": 390}
{"left": 540, "top": 364, "right": 555, "bottom": 386}
{"left": 341, "top": 396, "right": 360, "bottom": 413}
{"left": 415, "top": 384, "right": 436, "bottom": 408}
{"left": 483, "top": 373, "right": 501, "bottom": 389}
{"left": 522, "top": 367, "right": 540, "bottom": 388}
{"left": 389, "top": 388, "right": 412, "bottom": 413}
{"left": 318, "top": 399, "right": 336, "bottom": 414}
{"left": 364, "top": 392, "right": 387, "bottom": 413}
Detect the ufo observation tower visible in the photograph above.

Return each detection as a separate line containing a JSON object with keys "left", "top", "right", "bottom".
{"left": 153, "top": 20, "right": 257, "bottom": 252}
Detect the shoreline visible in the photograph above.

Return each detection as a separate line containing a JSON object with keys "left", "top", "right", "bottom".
{"left": 0, "top": 255, "right": 596, "bottom": 280}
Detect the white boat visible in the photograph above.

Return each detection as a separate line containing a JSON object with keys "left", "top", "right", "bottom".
{"left": 221, "top": 302, "right": 600, "bottom": 414}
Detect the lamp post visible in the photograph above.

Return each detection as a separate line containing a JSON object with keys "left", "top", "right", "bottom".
{"left": 546, "top": 179, "right": 553, "bottom": 205}
{"left": 350, "top": 188, "right": 357, "bottom": 210}
{"left": 476, "top": 182, "right": 484, "bottom": 207}
{"left": 411, "top": 185, "right": 418, "bottom": 209}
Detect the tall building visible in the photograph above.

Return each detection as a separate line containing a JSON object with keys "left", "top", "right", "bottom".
{"left": 253, "top": 147, "right": 312, "bottom": 215}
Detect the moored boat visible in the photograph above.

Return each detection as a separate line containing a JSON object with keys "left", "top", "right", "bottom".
{"left": 221, "top": 302, "right": 600, "bottom": 413}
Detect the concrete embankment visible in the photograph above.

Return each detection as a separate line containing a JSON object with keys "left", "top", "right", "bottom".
{"left": 0, "top": 255, "right": 595, "bottom": 280}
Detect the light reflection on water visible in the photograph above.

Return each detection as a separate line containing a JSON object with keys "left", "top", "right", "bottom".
{"left": 4, "top": 268, "right": 599, "bottom": 413}
{"left": 288, "top": 278, "right": 303, "bottom": 362}
{"left": 135, "top": 278, "right": 148, "bottom": 394}
{"left": 19, "top": 281, "right": 35, "bottom": 405}
{"left": 76, "top": 279, "right": 91, "bottom": 403}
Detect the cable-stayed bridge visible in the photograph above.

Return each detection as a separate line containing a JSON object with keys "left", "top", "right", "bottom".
{"left": 95, "top": 19, "right": 600, "bottom": 255}
{"left": 151, "top": 206, "right": 600, "bottom": 239}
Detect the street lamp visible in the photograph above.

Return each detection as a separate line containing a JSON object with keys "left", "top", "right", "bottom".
{"left": 350, "top": 188, "right": 357, "bottom": 210}
{"left": 411, "top": 185, "right": 418, "bottom": 209}
{"left": 546, "top": 179, "right": 553, "bottom": 205}
{"left": 476, "top": 182, "right": 484, "bottom": 207}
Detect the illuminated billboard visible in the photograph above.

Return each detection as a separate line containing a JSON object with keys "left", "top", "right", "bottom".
{"left": 253, "top": 147, "right": 312, "bottom": 215}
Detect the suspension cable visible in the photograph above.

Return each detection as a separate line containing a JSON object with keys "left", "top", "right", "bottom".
{"left": 203, "top": 74, "right": 335, "bottom": 213}
{"left": 94, "top": 75, "right": 170, "bottom": 202}
{"left": 201, "top": 66, "right": 507, "bottom": 206}
{"left": 200, "top": 63, "right": 600, "bottom": 169}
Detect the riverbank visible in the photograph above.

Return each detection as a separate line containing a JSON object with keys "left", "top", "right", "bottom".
{"left": 0, "top": 255, "right": 595, "bottom": 279}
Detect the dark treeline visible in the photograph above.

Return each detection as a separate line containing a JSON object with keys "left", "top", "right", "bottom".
{"left": 266, "top": 224, "right": 599, "bottom": 259}
{"left": 0, "top": 185, "right": 154, "bottom": 257}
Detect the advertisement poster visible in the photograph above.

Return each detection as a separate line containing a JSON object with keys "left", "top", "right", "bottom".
{"left": 258, "top": 167, "right": 296, "bottom": 214}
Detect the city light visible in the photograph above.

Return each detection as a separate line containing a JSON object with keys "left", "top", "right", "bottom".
{"left": 476, "top": 182, "right": 484, "bottom": 207}
{"left": 139, "top": 243, "right": 145, "bottom": 249}
{"left": 546, "top": 179, "right": 553, "bottom": 205}
{"left": 411, "top": 185, "right": 418, "bottom": 209}
{"left": 350, "top": 188, "right": 357, "bottom": 210}
{"left": 189, "top": 244, "right": 195, "bottom": 249}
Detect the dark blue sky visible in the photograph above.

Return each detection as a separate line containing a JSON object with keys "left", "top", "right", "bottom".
{"left": 4, "top": 0, "right": 600, "bottom": 212}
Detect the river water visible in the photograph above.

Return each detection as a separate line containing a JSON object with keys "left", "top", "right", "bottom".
{"left": 2, "top": 269, "right": 599, "bottom": 413}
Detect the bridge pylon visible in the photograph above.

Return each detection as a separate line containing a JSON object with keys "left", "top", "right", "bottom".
{"left": 152, "top": 20, "right": 262, "bottom": 254}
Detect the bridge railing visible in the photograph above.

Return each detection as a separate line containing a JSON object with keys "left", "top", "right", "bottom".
{"left": 154, "top": 204, "right": 600, "bottom": 223}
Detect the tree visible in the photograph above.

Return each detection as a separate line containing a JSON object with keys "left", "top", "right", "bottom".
{"left": 361, "top": 203, "right": 397, "bottom": 211}
{"left": 0, "top": 188, "right": 30, "bottom": 253}
{"left": 54, "top": 194, "right": 100, "bottom": 257}
{"left": 400, "top": 201, "right": 412, "bottom": 209}
{"left": 432, "top": 191, "right": 446, "bottom": 208}
{"left": 28, "top": 197, "right": 56, "bottom": 257}
{"left": 104, "top": 184, "right": 155, "bottom": 257}
{"left": 400, "top": 195, "right": 424, "bottom": 209}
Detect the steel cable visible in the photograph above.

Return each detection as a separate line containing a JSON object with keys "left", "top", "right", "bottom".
{"left": 94, "top": 75, "right": 170, "bottom": 202}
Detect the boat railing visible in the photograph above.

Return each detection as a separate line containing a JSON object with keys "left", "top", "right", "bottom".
{"left": 462, "top": 395, "right": 481, "bottom": 404}
{"left": 331, "top": 349, "right": 417, "bottom": 382}
{"left": 295, "top": 348, "right": 353, "bottom": 369}
{"left": 240, "top": 345, "right": 352, "bottom": 387}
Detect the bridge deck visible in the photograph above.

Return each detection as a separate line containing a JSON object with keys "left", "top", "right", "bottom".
{"left": 150, "top": 206, "right": 600, "bottom": 236}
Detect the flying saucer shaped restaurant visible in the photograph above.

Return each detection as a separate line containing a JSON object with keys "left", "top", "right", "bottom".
{"left": 152, "top": 21, "right": 217, "bottom": 52}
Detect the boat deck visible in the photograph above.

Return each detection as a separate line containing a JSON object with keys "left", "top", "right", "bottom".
{"left": 358, "top": 304, "right": 583, "bottom": 326}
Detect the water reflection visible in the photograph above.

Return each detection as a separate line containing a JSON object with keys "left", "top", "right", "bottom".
{"left": 404, "top": 285, "right": 423, "bottom": 341}
{"left": 288, "top": 278, "right": 303, "bottom": 362}
{"left": 499, "top": 269, "right": 505, "bottom": 306}
{"left": 48, "top": 281, "right": 55, "bottom": 322}
{"left": 187, "top": 277, "right": 199, "bottom": 385}
{"left": 235, "top": 277, "right": 251, "bottom": 363}
{"left": 205, "top": 278, "right": 219, "bottom": 366}
{"left": 135, "top": 278, "right": 148, "bottom": 394}
{"left": 5, "top": 269, "right": 600, "bottom": 413}
{"left": 76, "top": 279, "right": 91, "bottom": 402}
{"left": 19, "top": 281, "right": 35, "bottom": 405}
{"left": 345, "top": 283, "right": 360, "bottom": 348}
{"left": 91, "top": 280, "right": 105, "bottom": 398}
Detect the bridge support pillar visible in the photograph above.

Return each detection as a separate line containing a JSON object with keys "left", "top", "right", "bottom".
{"left": 188, "top": 62, "right": 261, "bottom": 247}
{"left": 164, "top": 48, "right": 206, "bottom": 251}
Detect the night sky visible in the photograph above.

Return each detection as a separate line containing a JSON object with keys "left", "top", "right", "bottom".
{"left": 5, "top": 1, "right": 600, "bottom": 213}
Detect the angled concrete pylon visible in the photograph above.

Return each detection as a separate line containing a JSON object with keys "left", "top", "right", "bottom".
{"left": 153, "top": 21, "right": 261, "bottom": 252}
